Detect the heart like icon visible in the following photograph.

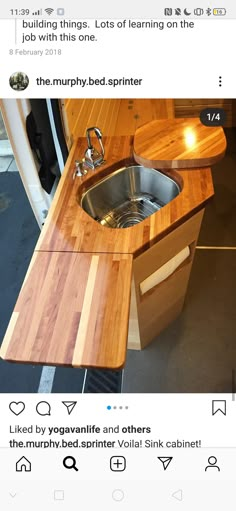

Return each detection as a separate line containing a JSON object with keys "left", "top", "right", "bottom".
{"left": 9, "top": 401, "right": 25, "bottom": 416}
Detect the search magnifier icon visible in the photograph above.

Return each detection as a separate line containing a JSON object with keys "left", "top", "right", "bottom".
{"left": 63, "top": 456, "right": 78, "bottom": 471}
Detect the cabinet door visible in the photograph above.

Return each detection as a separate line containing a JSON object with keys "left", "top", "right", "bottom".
{"left": 128, "top": 209, "right": 204, "bottom": 349}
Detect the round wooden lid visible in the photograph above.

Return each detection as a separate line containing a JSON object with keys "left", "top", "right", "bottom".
{"left": 133, "top": 118, "right": 227, "bottom": 169}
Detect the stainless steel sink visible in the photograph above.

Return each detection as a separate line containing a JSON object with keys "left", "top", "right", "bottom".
{"left": 80, "top": 165, "right": 180, "bottom": 228}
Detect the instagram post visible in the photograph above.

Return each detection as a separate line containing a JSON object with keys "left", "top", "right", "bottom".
{"left": 1, "top": 3, "right": 236, "bottom": 509}
{"left": 0, "top": 98, "right": 235, "bottom": 393}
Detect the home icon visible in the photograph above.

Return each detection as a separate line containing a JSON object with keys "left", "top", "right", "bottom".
{"left": 16, "top": 456, "right": 31, "bottom": 472}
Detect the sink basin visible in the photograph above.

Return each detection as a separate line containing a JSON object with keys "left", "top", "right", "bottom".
{"left": 80, "top": 165, "right": 180, "bottom": 228}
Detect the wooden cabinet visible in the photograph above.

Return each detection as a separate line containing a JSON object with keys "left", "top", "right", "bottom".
{"left": 128, "top": 210, "right": 204, "bottom": 349}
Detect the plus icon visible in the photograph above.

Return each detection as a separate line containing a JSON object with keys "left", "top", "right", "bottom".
{"left": 110, "top": 456, "right": 126, "bottom": 472}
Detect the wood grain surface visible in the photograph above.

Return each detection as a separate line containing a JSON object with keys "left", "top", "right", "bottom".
{"left": 63, "top": 99, "right": 174, "bottom": 140}
{"left": 132, "top": 210, "right": 204, "bottom": 348}
{"left": 36, "top": 136, "right": 215, "bottom": 255}
{"left": 133, "top": 118, "right": 227, "bottom": 169}
{"left": 174, "top": 99, "right": 234, "bottom": 128}
{"left": 1, "top": 252, "right": 132, "bottom": 369}
{"left": 0, "top": 129, "right": 221, "bottom": 369}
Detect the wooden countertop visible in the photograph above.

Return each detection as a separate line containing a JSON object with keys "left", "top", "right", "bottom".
{"left": 1, "top": 252, "right": 132, "bottom": 369}
{"left": 36, "top": 136, "right": 214, "bottom": 256}
{"left": 0, "top": 131, "right": 217, "bottom": 369}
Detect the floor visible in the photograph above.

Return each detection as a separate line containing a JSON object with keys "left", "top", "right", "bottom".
{"left": 0, "top": 113, "right": 236, "bottom": 392}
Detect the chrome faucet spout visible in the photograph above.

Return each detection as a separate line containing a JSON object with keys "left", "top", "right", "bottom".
{"left": 84, "top": 126, "right": 105, "bottom": 169}
{"left": 73, "top": 126, "right": 105, "bottom": 179}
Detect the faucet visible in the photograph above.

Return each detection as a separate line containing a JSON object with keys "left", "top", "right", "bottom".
{"left": 84, "top": 127, "right": 105, "bottom": 169}
{"left": 73, "top": 126, "right": 105, "bottom": 179}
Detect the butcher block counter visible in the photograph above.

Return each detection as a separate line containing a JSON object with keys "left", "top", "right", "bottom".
{"left": 0, "top": 123, "right": 226, "bottom": 369}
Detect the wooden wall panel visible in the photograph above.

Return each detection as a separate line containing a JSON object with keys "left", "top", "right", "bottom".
{"left": 64, "top": 99, "right": 235, "bottom": 142}
{"left": 64, "top": 99, "right": 122, "bottom": 141}
{"left": 174, "top": 99, "right": 233, "bottom": 127}
{"left": 113, "top": 99, "right": 174, "bottom": 135}
{"left": 64, "top": 99, "right": 175, "bottom": 141}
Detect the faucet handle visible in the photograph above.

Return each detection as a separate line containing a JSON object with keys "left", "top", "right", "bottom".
{"left": 73, "top": 159, "right": 88, "bottom": 179}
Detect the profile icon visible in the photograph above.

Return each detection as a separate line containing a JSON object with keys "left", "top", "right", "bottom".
{"left": 205, "top": 456, "right": 220, "bottom": 472}
{"left": 9, "top": 71, "right": 29, "bottom": 91}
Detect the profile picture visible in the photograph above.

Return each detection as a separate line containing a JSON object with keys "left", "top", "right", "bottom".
{"left": 9, "top": 71, "right": 29, "bottom": 91}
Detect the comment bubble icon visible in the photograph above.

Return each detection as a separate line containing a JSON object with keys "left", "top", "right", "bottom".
{"left": 36, "top": 401, "right": 51, "bottom": 416}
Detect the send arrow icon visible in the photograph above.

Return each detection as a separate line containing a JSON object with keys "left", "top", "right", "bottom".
{"left": 62, "top": 401, "right": 77, "bottom": 415}
{"left": 158, "top": 457, "right": 173, "bottom": 470}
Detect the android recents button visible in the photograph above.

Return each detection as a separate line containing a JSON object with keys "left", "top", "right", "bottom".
{"left": 54, "top": 490, "right": 64, "bottom": 501}
{"left": 112, "top": 489, "right": 125, "bottom": 502}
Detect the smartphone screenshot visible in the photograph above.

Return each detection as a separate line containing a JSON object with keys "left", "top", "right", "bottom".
{"left": 0, "top": 1, "right": 236, "bottom": 509}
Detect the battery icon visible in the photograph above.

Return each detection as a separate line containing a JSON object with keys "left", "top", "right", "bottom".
{"left": 213, "top": 8, "right": 226, "bottom": 15}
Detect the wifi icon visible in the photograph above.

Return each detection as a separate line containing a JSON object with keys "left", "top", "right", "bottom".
{"left": 45, "top": 8, "right": 54, "bottom": 15}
